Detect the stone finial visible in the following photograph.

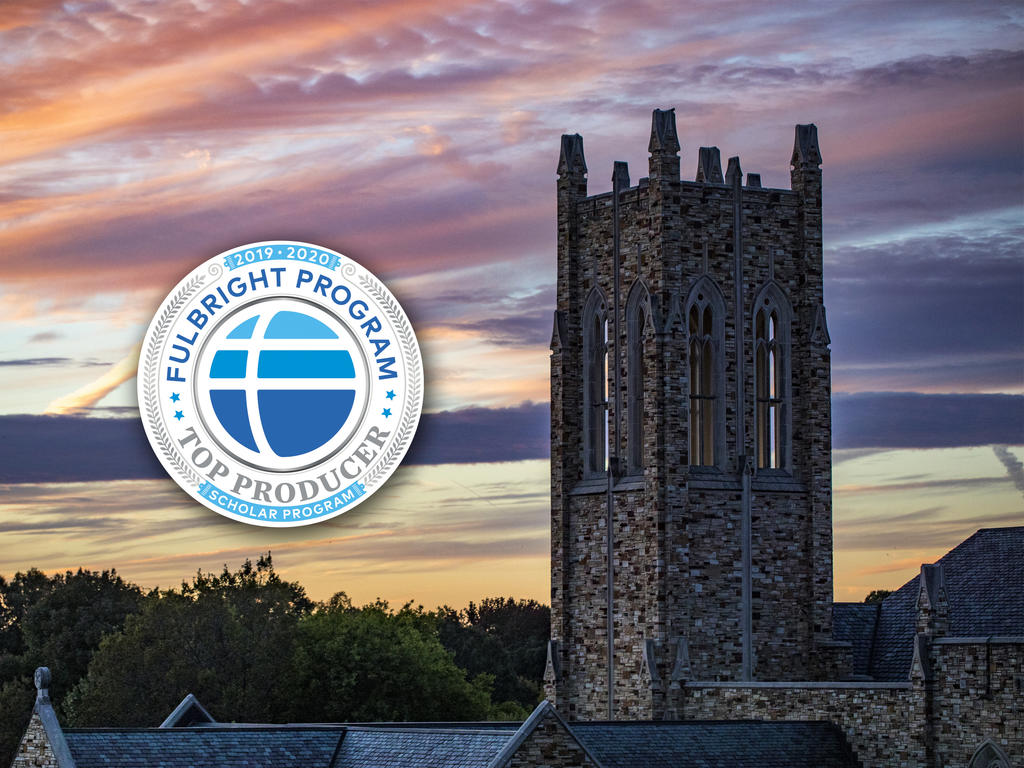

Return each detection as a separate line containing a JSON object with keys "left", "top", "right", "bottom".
{"left": 910, "top": 633, "right": 933, "bottom": 682}
{"left": 550, "top": 310, "right": 567, "bottom": 353}
{"left": 695, "top": 147, "right": 723, "bottom": 183}
{"left": 558, "top": 133, "right": 587, "bottom": 176}
{"left": 670, "top": 637, "right": 692, "bottom": 681}
{"left": 641, "top": 638, "right": 662, "bottom": 687}
{"left": 918, "top": 563, "right": 945, "bottom": 610}
{"left": 34, "top": 667, "right": 51, "bottom": 704}
{"left": 916, "top": 563, "right": 948, "bottom": 636}
{"left": 791, "top": 123, "right": 821, "bottom": 167}
{"left": 612, "top": 160, "right": 630, "bottom": 190}
{"left": 725, "top": 156, "right": 743, "bottom": 186}
{"left": 545, "top": 639, "right": 561, "bottom": 681}
{"left": 28, "top": 665, "right": 77, "bottom": 768}
{"left": 746, "top": 173, "right": 762, "bottom": 188}
{"left": 648, "top": 108, "right": 680, "bottom": 154}
{"left": 811, "top": 304, "right": 831, "bottom": 348}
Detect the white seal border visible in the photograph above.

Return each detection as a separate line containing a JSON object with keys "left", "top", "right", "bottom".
{"left": 137, "top": 240, "right": 423, "bottom": 527}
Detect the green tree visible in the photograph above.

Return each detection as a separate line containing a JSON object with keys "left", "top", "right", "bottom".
{"left": 864, "top": 589, "right": 892, "bottom": 604}
{"left": 0, "top": 568, "right": 143, "bottom": 765}
{"left": 436, "top": 597, "right": 549, "bottom": 711}
{"left": 0, "top": 569, "right": 58, "bottom": 676}
{"left": 286, "top": 595, "right": 490, "bottom": 722}
{"left": 65, "top": 555, "right": 311, "bottom": 726}
{"left": 21, "top": 570, "right": 144, "bottom": 702}
{"left": 0, "top": 677, "right": 35, "bottom": 764}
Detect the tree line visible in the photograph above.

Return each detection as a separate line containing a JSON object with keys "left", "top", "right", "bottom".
{"left": 0, "top": 555, "right": 549, "bottom": 765}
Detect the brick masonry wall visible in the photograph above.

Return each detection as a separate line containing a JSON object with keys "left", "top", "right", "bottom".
{"left": 10, "top": 713, "right": 58, "bottom": 768}
{"left": 930, "top": 641, "right": 1023, "bottom": 767}
{"left": 675, "top": 486, "right": 816, "bottom": 681}
{"left": 506, "top": 709, "right": 598, "bottom": 768}
{"left": 682, "top": 683, "right": 926, "bottom": 768}
{"left": 557, "top": 488, "right": 659, "bottom": 720}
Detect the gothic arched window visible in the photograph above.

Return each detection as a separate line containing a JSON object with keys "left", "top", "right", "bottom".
{"left": 754, "top": 283, "right": 791, "bottom": 470}
{"left": 583, "top": 289, "right": 608, "bottom": 477}
{"left": 968, "top": 739, "right": 1012, "bottom": 768}
{"left": 626, "top": 282, "right": 650, "bottom": 475}
{"left": 686, "top": 278, "right": 725, "bottom": 468}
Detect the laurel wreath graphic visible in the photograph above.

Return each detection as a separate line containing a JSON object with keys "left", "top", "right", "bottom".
{"left": 142, "top": 261, "right": 419, "bottom": 500}
{"left": 358, "top": 272, "right": 423, "bottom": 488}
{"left": 142, "top": 274, "right": 206, "bottom": 487}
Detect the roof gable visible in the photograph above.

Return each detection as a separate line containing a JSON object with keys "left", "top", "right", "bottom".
{"left": 487, "top": 701, "right": 602, "bottom": 768}
{"left": 160, "top": 693, "right": 216, "bottom": 728}
{"left": 834, "top": 527, "right": 1024, "bottom": 681}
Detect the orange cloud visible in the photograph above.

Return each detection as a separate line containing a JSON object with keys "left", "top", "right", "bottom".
{"left": 0, "top": 0, "right": 466, "bottom": 165}
{"left": 45, "top": 344, "right": 141, "bottom": 415}
{"left": 0, "top": 461, "right": 552, "bottom": 607}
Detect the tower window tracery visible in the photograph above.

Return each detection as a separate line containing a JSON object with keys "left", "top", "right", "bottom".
{"left": 626, "top": 284, "right": 649, "bottom": 474}
{"left": 583, "top": 290, "right": 608, "bottom": 477}
{"left": 688, "top": 304, "right": 715, "bottom": 466}
{"left": 686, "top": 279, "right": 724, "bottom": 468}
{"left": 754, "top": 285, "right": 791, "bottom": 470}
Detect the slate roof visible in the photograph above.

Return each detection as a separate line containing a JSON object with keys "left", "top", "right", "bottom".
{"left": 831, "top": 526, "right": 1024, "bottom": 681}
{"left": 64, "top": 725, "right": 518, "bottom": 768}
{"left": 831, "top": 602, "right": 880, "bottom": 676}
{"left": 60, "top": 720, "right": 860, "bottom": 767}
{"left": 64, "top": 727, "right": 344, "bottom": 768}
{"left": 572, "top": 720, "right": 858, "bottom": 768}
{"left": 333, "top": 727, "right": 515, "bottom": 768}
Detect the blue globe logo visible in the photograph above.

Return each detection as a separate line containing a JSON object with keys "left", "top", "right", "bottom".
{"left": 205, "top": 309, "right": 360, "bottom": 459}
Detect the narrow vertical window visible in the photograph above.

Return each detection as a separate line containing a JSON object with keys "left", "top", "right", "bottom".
{"left": 600, "top": 316, "right": 608, "bottom": 472}
{"left": 583, "top": 290, "right": 608, "bottom": 477}
{"left": 688, "top": 302, "right": 716, "bottom": 466}
{"left": 685, "top": 278, "right": 724, "bottom": 469}
{"left": 626, "top": 283, "right": 649, "bottom": 475}
{"left": 754, "top": 286, "right": 790, "bottom": 470}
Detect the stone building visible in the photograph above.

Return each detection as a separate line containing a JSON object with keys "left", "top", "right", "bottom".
{"left": 11, "top": 668, "right": 858, "bottom": 767}
{"left": 548, "top": 107, "right": 833, "bottom": 721}
{"left": 544, "top": 108, "right": 1023, "bottom": 766}
{"left": 8, "top": 109, "right": 1022, "bottom": 768}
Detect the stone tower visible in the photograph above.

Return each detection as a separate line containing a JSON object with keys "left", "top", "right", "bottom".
{"left": 546, "top": 109, "right": 835, "bottom": 720}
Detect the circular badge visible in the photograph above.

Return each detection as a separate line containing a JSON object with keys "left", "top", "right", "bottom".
{"left": 138, "top": 241, "right": 422, "bottom": 526}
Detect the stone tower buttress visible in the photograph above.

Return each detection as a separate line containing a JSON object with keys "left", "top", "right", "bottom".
{"left": 791, "top": 125, "right": 834, "bottom": 649}
{"left": 549, "top": 134, "right": 587, "bottom": 710}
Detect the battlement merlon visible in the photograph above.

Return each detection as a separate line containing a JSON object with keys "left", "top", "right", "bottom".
{"left": 725, "top": 155, "right": 743, "bottom": 187}
{"left": 562, "top": 112, "right": 822, "bottom": 200}
{"left": 557, "top": 133, "right": 587, "bottom": 178}
{"left": 696, "top": 147, "right": 724, "bottom": 183}
{"left": 792, "top": 123, "right": 822, "bottom": 168}
{"left": 647, "top": 108, "right": 681, "bottom": 192}
{"left": 649, "top": 108, "right": 681, "bottom": 155}
{"left": 556, "top": 133, "right": 588, "bottom": 213}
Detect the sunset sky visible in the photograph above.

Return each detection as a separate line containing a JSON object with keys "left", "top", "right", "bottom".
{"left": 0, "top": 0, "right": 1021, "bottom": 608}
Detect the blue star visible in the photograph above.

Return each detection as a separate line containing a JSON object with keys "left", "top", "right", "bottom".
{"left": 174, "top": 410, "right": 184, "bottom": 421}
{"left": 385, "top": 390, "right": 396, "bottom": 400}
{"left": 382, "top": 408, "right": 392, "bottom": 418}
{"left": 170, "top": 393, "right": 180, "bottom": 402}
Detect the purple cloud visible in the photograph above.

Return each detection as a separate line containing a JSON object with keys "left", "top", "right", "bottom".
{"left": 2, "top": 394, "right": 1021, "bottom": 483}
